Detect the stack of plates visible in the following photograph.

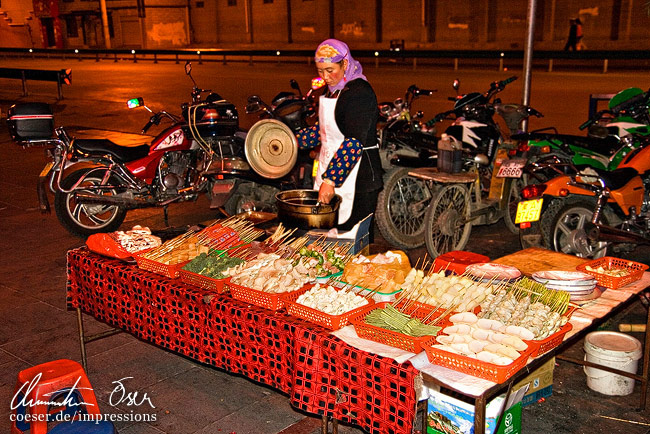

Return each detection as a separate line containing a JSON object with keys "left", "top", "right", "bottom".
{"left": 531, "top": 270, "right": 599, "bottom": 301}
{"left": 465, "top": 263, "right": 522, "bottom": 283}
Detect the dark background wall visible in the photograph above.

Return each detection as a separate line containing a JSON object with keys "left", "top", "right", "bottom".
{"left": 2, "top": 0, "right": 648, "bottom": 49}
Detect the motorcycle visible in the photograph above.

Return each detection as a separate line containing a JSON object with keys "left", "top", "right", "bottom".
{"left": 516, "top": 133, "right": 650, "bottom": 258}
{"left": 423, "top": 76, "right": 542, "bottom": 233}
{"left": 515, "top": 86, "right": 650, "bottom": 181}
{"left": 229, "top": 77, "right": 326, "bottom": 215}
{"left": 7, "top": 61, "right": 245, "bottom": 237}
{"left": 374, "top": 84, "right": 438, "bottom": 249}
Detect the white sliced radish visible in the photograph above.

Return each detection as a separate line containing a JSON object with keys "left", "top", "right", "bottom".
{"left": 493, "top": 356, "right": 515, "bottom": 366}
{"left": 476, "top": 351, "right": 499, "bottom": 363}
{"left": 449, "top": 311, "right": 478, "bottom": 325}
{"left": 505, "top": 325, "right": 535, "bottom": 341}
{"left": 468, "top": 340, "right": 490, "bottom": 353}
{"left": 472, "top": 328, "right": 494, "bottom": 341}
{"left": 503, "top": 335, "right": 528, "bottom": 351}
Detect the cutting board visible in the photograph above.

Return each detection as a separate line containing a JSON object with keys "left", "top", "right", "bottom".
{"left": 492, "top": 247, "right": 588, "bottom": 276}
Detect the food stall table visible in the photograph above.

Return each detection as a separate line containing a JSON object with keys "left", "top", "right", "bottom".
{"left": 411, "top": 248, "right": 649, "bottom": 434}
{"left": 66, "top": 247, "right": 649, "bottom": 434}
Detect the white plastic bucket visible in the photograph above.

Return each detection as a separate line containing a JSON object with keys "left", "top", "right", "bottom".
{"left": 583, "top": 331, "right": 642, "bottom": 396}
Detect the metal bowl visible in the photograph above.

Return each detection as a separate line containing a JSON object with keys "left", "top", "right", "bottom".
{"left": 276, "top": 189, "right": 341, "bottom": 229}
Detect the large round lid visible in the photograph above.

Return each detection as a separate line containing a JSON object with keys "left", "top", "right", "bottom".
{"left": 585, "top": 331, "right": 642, "bottom": 356}
{"left": 245, "top": 119, "right": 298, "bottom": 179}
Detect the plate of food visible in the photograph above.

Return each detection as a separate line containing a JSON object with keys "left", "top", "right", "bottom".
{"left": 465, "top": 263, "right": 522, "bottom": 282}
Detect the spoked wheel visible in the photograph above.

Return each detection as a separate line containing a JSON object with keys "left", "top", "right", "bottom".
{"left": 424, "top": 183, "right": 473, "bottom": 257}
{"left": 54, "top": 169, "right": 127, "bottom": 237}
{"left": 541, "top": 198, "right": 608, "bottom": 258}
{"left": 375, "top": 168, "right": 432, "bottom": 249}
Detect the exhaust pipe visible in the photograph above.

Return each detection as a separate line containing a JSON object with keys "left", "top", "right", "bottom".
{"left": 74, "top": 192, "right": 155, "bottom": 210}
{"left": 595, "top": 223, "right": 650, "bottom": 245}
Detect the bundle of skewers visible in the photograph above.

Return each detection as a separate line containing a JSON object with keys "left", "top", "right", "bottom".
{"left": 197, "top": 216, "right": 265, "bottom": 251}
{"left": 295, "top": 236, "right": 354, "bottom": 278}
{"left": 396, "top": 257, "right": 494, "bottom": 313}
{"left": 137, "top": 230, "right": 206, "bottom": 265}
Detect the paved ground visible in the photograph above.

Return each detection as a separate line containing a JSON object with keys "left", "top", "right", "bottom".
{"left": 0, "top": 59, "right": 648, "bottom": 434}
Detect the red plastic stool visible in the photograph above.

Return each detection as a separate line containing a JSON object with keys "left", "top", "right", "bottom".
{"left": 47, "top": 421, "right": 117, "bottom": 434}
{"left": 11, "top": 359, "right": 101, "bottom": 434}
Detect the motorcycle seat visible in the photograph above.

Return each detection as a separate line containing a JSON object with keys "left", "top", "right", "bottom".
{"left": 521, "top": 132, "right": 621, "bottom": 156}
{"left": 594, "top": 166, "right": 638, "bottom": 190}
{"left": 73, "top": 139, "right": 150, "bottom": 162}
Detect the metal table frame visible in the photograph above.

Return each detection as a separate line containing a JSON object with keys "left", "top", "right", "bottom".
{"left": 420, "top": 284, "right": 649, "bottom": 434}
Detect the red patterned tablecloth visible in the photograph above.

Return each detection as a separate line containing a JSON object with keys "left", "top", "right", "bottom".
{"left": 66, "top": 248, "right": 418, "bottom": 434}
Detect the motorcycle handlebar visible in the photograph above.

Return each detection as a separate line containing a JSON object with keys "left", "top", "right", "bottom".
{"left": 580, "top": 109, "right": 612, "bottom": 130}
{"left": 418, "top": 88, "right": 436, "bottom": 96}
{"left": 610, "top": 90, "right": 649, "bottom": 114}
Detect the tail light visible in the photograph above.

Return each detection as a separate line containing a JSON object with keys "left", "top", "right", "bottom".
{"left": 517, "top": 142, "right": 530, "bottom": 152}
{"left": 202, "top": 109, "right": 219, "bottom": 121}
{"left": 519, "top": 222, "right": 532, "bottom": 229}
{"left": 507, "top": 149, "right": 517, "bottom": 156}
{"left": 521, "top": 184, "right": 547, "bottom": 199}
{"left": 539, "top": 145, "right": 551, "bottom": 154}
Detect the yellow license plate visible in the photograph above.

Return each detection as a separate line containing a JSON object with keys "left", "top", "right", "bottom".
{"left": 39, "top": 161, "right": 54, "bottom": 178}
{"left": 515, "top": 198, "right": 543, "bottom": 224}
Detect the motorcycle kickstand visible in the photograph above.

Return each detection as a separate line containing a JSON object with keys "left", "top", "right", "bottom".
{"left": 163, "top": 205, "right": 169, "bottom": 227}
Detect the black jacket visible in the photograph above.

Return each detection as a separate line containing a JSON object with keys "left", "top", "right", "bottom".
{"left": 333, "top": 79, "right": 383, "bottom": 192}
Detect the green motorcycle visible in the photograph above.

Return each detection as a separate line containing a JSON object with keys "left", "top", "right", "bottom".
{"left": 515, "top": 87, "right": 650, "bottom": 179}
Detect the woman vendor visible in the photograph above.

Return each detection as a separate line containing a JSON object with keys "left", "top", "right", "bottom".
{"left": 296, "top": 38, "right": 383, "bottom": 231}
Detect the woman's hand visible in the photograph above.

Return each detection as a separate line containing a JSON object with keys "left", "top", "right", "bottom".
{"left": 318, "top": 181, "right": 336, "bottom": 204}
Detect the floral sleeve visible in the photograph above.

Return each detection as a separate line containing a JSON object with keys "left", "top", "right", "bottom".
{"left": 296, "top": 124, "right": 320, "bottom": 150}
{"left": 322, "top": 137, "right": 362, "bottom": 187}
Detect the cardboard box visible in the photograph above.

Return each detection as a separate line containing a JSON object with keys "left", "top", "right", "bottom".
{"left": 305, "top": 214, "right": 372, "bottom": 255}
{"left": 513, "top": 357, "right": 555, "bottom": 407}
{"left": 426, "top": 390, "right": 521, "bottom": 434}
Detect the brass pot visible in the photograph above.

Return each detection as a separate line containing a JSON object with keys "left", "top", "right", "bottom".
{"left": 275, "top": 189, "right": 341, "bottom": 229}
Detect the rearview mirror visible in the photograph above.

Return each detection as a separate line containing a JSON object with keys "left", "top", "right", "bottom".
{"left": 127, "top": 97, "right": 144, "bottom": 109}
{"left": 245, "top": 102, "right": 262, "bottom": 114}
{"left": 247, "top": 95, "right": 262, "bottom": 104}
{"left": 185, "top": 61, "right": 192, "bottom": 75}
{"left": 290, "top": 79, "right": 301, "bottom": 91}
{"left": 453, "top": 79, "right": 460, "bottom": 93}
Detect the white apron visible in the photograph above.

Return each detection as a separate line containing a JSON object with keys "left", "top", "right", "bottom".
{"left": 314, "top": 94, "right": 362, "bottom": 224}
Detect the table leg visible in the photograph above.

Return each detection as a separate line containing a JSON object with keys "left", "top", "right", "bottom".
{"left": 332, "top": 418, "right": 338, "bottom": 434}
{"left": 640, "top": 292, "right": 649, "bottom": 411}
{"left": 76, "top": 307, "right": 88, "bottom": 372}
{"left": 321, "top": 414, "right": 327, "bottom": 434}
{"left": 75, "top": 308, "right": 123, "bottom": 373}
{"left": 474, "top": 395, "right": 486, "bottom": 434}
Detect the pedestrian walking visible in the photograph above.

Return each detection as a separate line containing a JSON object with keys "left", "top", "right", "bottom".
{"left": 575, "top": 18, "right": 586, "bottom": 50}
{"left": 564, "top": 18, "right": 577, "bottom": 51}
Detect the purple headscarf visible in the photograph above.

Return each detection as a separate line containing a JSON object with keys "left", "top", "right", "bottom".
{"left": 314, "top": 39, "right": 367, "bottom": 92}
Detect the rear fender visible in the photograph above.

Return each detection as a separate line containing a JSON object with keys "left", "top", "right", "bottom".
{"left": 542, "top": 175, "right": 595, "bottom": 197}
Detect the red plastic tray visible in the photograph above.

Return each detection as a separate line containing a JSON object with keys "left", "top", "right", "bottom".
{"left": 524, "top": 322, "right": 573, "bottom": 357}
{"left": 225, "top": 278, "right": 311, "bottom": 311}
{"left": 423, "top": 338, "right": 534, "bottom": 384}
{"left": 282, "top": 286, "right": 374, "bottom": 330}
{"left": 576, "top": 256, "right": 648, "bottom": 289}
{"left": 133, "top": 254, "right": 189, "bottom": 279}
{"left": 179, "top": 269, "right": 229, "bottom": 292}
{"left": 349, "top": 301, "right": 446, "bottom": 353}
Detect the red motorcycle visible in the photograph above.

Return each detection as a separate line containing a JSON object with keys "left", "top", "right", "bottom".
{"left": 7, "top": 62, "right": 244, "bottom": 237}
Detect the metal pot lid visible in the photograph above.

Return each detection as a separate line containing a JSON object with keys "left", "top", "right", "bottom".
{"left": 245, "top": 119, "right": 298, "bottom": 179}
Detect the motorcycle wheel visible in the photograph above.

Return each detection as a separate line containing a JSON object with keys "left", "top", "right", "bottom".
{"left": 503, "top": 177, "right": 525, "bottom": 234}
{"left": 375, "top": 167, "right": 431, "bottom": 249}
{"left": 541, "top": 197, "right": 608, "bottom": 258}
{"left": 424, "top": 183, "right": 473, "bottom": 257}
{"left": 224, "top": 181, "right": 279, "bottom": 216}
{"left": 54, "top": 168, "right": 127, "bottom": 237}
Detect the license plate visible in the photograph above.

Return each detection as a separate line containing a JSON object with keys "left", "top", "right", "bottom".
{"left": 515, "top": 198, "right": 543, "bottom": 224}
{"left": 39, "top": 161, "right": 55, "bottom": 178}
{"left": 496, "top": 159, "right": 526, "bottom": 178}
